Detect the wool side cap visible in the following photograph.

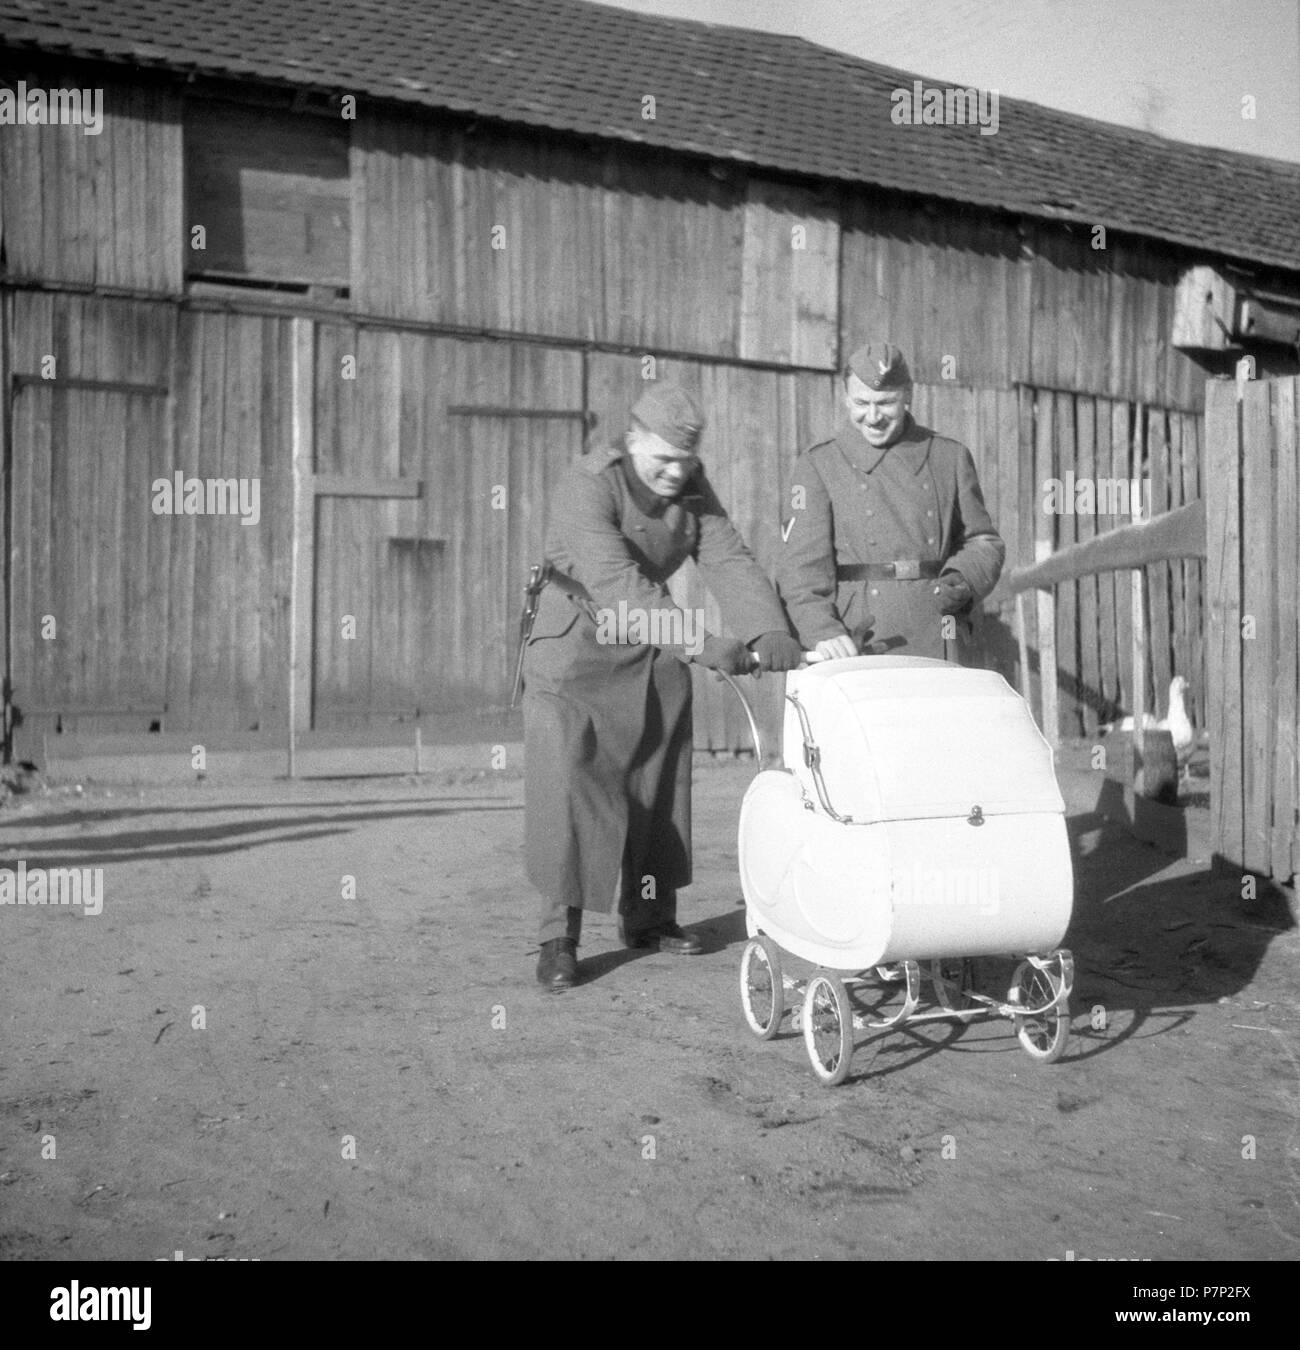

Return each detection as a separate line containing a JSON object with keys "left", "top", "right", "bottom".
{"left": 630, "top": 383, "right": 706, "bottom": 451}
{"left": 847, "top": 343, "right": 913, "bottom": 390}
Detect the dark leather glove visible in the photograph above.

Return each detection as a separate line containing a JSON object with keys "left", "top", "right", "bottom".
{"left": 693, "top": 635, "right": 752, "bottom": 675}
{"left": 748, "top": 631, "right": 804, "bottom": 674}
{"left": 934, "top": 571, "right": 974, "bottom": 615}
{"left": 849, "top": 614, "right": 877, "bottom": 650}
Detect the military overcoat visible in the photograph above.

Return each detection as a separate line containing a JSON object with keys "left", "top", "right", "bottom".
{"left": 524, "top": 444, "right": 787, "bottom": 914}
{"left": 777, "top": 417, "right": 1005, "bottom": 661}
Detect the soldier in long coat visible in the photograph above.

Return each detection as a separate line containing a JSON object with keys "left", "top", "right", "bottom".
{"left": 524, "top": 383, "right": 802, "bottom": 991}
{"left": 778, "top": 343, "right": 1005, "bottom": 663}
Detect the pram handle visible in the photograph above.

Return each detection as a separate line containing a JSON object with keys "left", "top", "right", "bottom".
{"left": 715, "top": 652, "right": 825, "bottom": 764}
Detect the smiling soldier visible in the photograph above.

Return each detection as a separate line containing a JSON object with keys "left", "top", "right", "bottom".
{"left": 778, "top": 342, "right": 1004, "bottom": 662}
{"left": 522, "top": 383, "right": 802, "bottom": 991}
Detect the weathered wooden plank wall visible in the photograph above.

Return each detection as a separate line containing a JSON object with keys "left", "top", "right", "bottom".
{"left": 841, "top": 197, "right": 1027, "bottom": 390}
{"left": 841, "top": 198, "right": 1208, "bottom": 410}
{"left": 0, "top": 81, "right": 1264, "bottom": 754}
{"left": 0, "top": 76, "right": 183, "bottom": 292}
{"left": 1205, "top": 375, "right": 1300, "bottom": 882}
{"left": 350, "top": 112, "right": 841, "bottom": 368}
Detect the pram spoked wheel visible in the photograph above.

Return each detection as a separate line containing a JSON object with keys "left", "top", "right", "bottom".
{"left": 1007, "top": 952, "right": 1072, "bottom": 1064}
{"left": 739, "top": 936, "right": 785, "bottom": 1040}
{"left": 803, "top": 974, "right": 853, "bottom": 1086}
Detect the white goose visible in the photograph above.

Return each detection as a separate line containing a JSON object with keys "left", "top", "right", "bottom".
{"left": 1108, "top": 675, "right": 1195, "bottom": 774}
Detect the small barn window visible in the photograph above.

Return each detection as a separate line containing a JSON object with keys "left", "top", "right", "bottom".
{"left": 184, "top": 99, "right": 351, "bottom": 295}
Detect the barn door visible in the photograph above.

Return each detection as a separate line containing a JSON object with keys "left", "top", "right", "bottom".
{"left": 10, "top": 378, "right": 171, "bottom": 742}
{"left": 309, "top": 330, "right": 584, "bottom": 725}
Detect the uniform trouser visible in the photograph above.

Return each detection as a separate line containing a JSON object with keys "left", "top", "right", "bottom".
{"left": 533, "top": 651, "right": 690, "bottom": 947}
{"left": 537, "top": 864, "right": 677, "bottom": 945}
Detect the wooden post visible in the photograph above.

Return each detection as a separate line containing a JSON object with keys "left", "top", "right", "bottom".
{"left": 1204, "top": 379, "right": 1243, "bottom": 871}
{"left": 1273, "top": 377, "right": 1299, "bottom": 881}
{"left": 1034, "top": 540, "right": 1058, "bottom": 745}
{"left": 287, "top": 318, "right": 315, "bottom": 777}
{"left": 1131, "top": 568, "right": 1147, "bottom": 793}
{"left": 1015, "top": 591, "right": 1031, "bottom": 702}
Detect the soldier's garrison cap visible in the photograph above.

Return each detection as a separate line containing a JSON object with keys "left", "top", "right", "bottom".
{"left": 846, "top": 342, "right": 912, "bottom": 391}
{"left": 630, "top": 382, "right": 705, "bottom": 452}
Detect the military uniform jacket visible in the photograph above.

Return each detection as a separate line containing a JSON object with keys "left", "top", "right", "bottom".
{"left": 523, "top": 444, "right": 787, "bottom": 913}
{"left": 778, "top": 417, "right": 1005, "bottom": 661}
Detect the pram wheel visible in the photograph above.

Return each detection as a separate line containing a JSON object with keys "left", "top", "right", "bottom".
{"left": 1008, "top": 956, "right": 1070, "bottom": 1064}
{"left": 740, "top": 936, "right": 785, "bottom": 1040}
{"left": 803, "top": 974, "right": 853, "bottom": 1086}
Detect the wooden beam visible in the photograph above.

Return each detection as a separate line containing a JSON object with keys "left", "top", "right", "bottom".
{"left": 310, "top": 474, "right": 422, "bottom": 498}
{"left": 1238, "top": 297, "right": 1300, "bottom": 348}
{"left": 994, "top": 499, "right": 1206, "bottom": 597}
{"left": 445, "top": 404, "right": 592, "bottom": 421}
{"left": 12, "top": 373, "right": 170, "bottom": 397}
{"left": 1171, "top": 265, "right": 1238, "bottom": 352}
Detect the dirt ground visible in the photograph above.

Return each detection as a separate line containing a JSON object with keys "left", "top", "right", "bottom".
{"left": 1, "top": 742, "right": 1298, "bottom": 1261}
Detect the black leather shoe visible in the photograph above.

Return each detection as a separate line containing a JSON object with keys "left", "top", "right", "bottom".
{"left": 536, "top": 938, "right": 578, "bottom": 991}
{"left": 627, "top": 923, "right": 703, "bottom": 955}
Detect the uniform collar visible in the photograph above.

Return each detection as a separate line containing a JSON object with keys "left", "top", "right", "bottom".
{"left": 837, "top": 414, "right": 933, "bottom": 475}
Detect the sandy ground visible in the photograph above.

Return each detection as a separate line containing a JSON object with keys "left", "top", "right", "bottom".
{"left": 1, "top": 743, "right": 1298, "bottom": 1261}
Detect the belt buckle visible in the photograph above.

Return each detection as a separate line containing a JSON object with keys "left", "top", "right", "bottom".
{"left": 892, "top": 559, "right": 922, "bottom": 581}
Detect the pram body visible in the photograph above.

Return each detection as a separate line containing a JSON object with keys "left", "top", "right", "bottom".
{"left": 733, "top": 654, "right": 1075, "bottom": 1085}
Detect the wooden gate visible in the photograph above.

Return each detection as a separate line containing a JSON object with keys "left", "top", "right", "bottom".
{"left": 1205, "top": 374, "right": 1299, "bottom": 882}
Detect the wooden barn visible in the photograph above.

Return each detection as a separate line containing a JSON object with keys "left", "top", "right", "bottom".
{"left": 3, "top": 0, "right": 1300, "bottom": 757}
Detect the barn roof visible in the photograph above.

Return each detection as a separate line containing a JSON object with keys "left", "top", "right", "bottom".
{"left": 4, "top": 0, "right": 1300, "bottom": 274}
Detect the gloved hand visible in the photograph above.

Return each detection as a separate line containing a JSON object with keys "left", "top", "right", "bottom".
{"left": 933, "top": 571, "right": 974, "bottom": 615}
{"left": 850, "top": 613, "right": 877, "bottom": 650}
{"left": 814, "top": 634, "right": 857, "bottom": 661}
{"left": 693, "top": 635, "right": 752, "bottom": 675}
{"left": 748, "top": 631, "right": 804, "bottom": 674}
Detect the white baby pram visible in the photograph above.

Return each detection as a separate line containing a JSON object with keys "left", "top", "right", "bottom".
{"left": 727, "top": 654, "right": 1074, "bottom": 1087}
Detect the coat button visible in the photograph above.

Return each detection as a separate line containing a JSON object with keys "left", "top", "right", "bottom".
{"left": 870, "top": 587, "right": 879, "bottom": 597}
{"left": 925, "top": 508, "right": 934, "bottom": 517}
{"left": 865, "top": 509, "right": 874, "bottom": 516}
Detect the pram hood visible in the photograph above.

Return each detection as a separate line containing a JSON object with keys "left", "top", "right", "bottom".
{"left": 784, "top": 655, "right": 1065, "bottom": 826}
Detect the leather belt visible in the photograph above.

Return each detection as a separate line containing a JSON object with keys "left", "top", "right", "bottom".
{"left": 836, "top": 560, "right": 943, "bottom": 582}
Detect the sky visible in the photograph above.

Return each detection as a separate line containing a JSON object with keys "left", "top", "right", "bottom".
{"left": 605, "top": 0, "right": 1300, "bottom": 163}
